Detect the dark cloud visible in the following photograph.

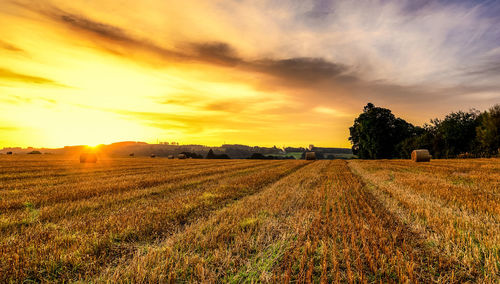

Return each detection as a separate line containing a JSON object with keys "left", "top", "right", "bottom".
{"left": 55, "top": 12, "right": 184, "bottom": 60}
{"left": 201, "top": 98, "right": 271, "bottom": 113}
{"left": 11, "top": 2, "right": 186, "bottom": 61}
{"left": 303, "top": 0, "right": 335, "bottom": 19}
{"left": 59, "top": 13, "right": 130, "bottom": 43}
{"left": 464, "top": 61, "right": 500, "bottom": 77}
{"left": 160, "top": 97, "right": 198, "bottom": 106}
{"left": 0, "top": 40, "right": 24, "bottom": 52}
{"left": 250, "top": 57, "right": 349, "bottom": 83}
{"left": 10, "top": 1, "right": 124, "bottom": 41}
{"left": 399, "top": 0, "right": 435, "bottom": 14}
{"left": 14, "top": 2, "right": 354, "bottom": 81}
{"left": 13, "top": 2, "right": 359, "bottom": 86}
{"left": 0, "top": 68, "right": 62, "bottom": 86}
{"left": 203, "top": 101, "right": 246, "bottom": 112}
{"left": 26, "top": 5, "right": 250, "bottom": 67}
{"left": 190, "top": 42, "right": 242, "bottom": 66}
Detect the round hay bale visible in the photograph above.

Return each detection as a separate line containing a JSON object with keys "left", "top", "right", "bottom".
{"left": 80, "top": 153, "right": 97, "bottom": 163}
{"left": 305, "top": 152, "right": 316, "bottom": 160}
{"left": 177, "top": 154, "right": 187, "bottom": 159}
{"left": 167, "top": 155, "right": 174, "bottom": 159}
{"left": 411, "top": 149, "right": 431, "bottom": 162}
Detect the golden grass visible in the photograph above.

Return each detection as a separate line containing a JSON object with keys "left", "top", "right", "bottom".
{"left": 349, "top": 158, "right": 500, "bottom": 282}
{"left": 0, "top": 156, "right": 498, "bottom": 282}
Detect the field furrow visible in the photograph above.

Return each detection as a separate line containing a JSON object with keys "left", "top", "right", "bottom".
{"left": 0, "top": 158, "right": 307, "bottom": 282}
{"left": 0, "top": 160, "right": 267, "bottom": 210}
{"left": 348, "top": 159, "right": 500, "bottom": 282}
{"left": 273, "top": 160, "right": 472, "bottom": 283}
{"left": 101, "top": 161, "right": 327, "bottom": 282}
{"left": 1, "top": 156, "right": 498, "bottom": 283}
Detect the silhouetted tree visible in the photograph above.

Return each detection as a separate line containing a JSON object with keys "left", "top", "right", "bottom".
{"left": 349, "top": 103, "right": 499, "bottom": 159}
{"left": 180, "top": 151, "right": 203, "bottom": 159}
{"left": 395, "top": 126, "right": 431, "bottom": 158}
{"left": 476, "top": 104, "right": 500, "bottom": 156}
{"left": 206, "top": 149, "right": 230, "bottom": 159}
{"left": 206, "top": 149, "right": 216, "bottom": 159}
{"left": 349, "top": 103, "right": 416, "bottom": 159}
{"left": 249, "top": 153, "right": 267, "bottom": 159}
{"left": 433, "top": 110, "right": 479, "bottom": 158}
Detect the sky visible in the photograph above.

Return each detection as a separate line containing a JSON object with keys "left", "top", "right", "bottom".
{"left": 0, "top": 0, "right": 499, "bottom": 148}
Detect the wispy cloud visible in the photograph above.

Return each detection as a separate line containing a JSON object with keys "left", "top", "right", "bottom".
{"left": 313, "top": 107, "right": 348, "bottom": 117}
{"left": 14, "top": 0, "right": 500, "bottom": 95}
{"left": 0, "top": 67, "right": 62, "bottom": 86}
{"left": 111, "top": 108, "right": 276, "bottom": 134}
{"left": 0, "top": 40, "right": 24, "bottom": 52}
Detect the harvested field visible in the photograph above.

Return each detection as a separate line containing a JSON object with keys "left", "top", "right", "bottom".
{"left": 0, "top": 156, "right": 498, "bottom": 282}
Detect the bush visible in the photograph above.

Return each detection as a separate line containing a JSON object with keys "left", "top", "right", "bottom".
{"left": 206, "top": 149, "right": 231, "bottom": 159}
{"left": 249, "top": 153, "right": 269, "bottom": 159}
{"left": 180, "top": 152, "right": 203, "bottom": 159}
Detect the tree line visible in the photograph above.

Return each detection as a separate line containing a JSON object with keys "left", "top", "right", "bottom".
{"left": 349, "top": 103, "right": 500, "bottom": 159}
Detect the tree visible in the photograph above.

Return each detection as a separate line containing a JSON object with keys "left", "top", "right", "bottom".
{"left": 206, "top": 149, "right": 231, "bottom": 159}
{"left": 249, "top": 153, "right": 267, "bottom": 159}
{"left": 180, "top": 151, "right": 203, "bottom": 159}
{"left": 349, "top": 103, "right": 416, "bottom": 159}
{"left": 206, "top": 149, "right": 216, "bottom": 159}
{"left": 433, "top": 110, "right": 479, "bottom": 157}
{"left": 394, "top": 126, "right": 430, "bottom": 158}
{"left": 476, "top": 104, "right": 500, "bottom": 156}
{"left": 217, "top": 154, "right": 231, "bottom": 159}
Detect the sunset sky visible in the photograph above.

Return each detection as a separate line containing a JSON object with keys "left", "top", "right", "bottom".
{"left": 1, "top": 0, "right": 499, "bottom": 148}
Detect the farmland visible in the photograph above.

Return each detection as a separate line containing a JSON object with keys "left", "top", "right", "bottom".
{"left": 0, "top": 156, "right": 499, "bottom": 282}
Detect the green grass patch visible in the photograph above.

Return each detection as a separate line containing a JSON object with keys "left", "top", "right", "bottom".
{"left": 227, "top": 240, "right": 288, "bottom": 283}
{"left": 450, "top": 175, "right": 475, "bottom": 186}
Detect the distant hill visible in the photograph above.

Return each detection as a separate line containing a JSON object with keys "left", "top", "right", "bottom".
{"left": 1, "top": 142, "right": 352, "bottom": 159}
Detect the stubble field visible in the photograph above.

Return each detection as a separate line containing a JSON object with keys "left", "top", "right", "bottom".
{"left": 0, "top": 155, "right": 499, "bottom": 283}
